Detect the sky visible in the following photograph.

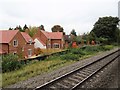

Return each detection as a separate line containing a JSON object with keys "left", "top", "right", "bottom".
{"left": 0, "top": 0, "right": 119, "bottom": 35}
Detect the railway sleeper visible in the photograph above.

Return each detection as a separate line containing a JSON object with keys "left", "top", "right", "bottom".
{"left": 56, "top": 82, "right": 69, "bottom": 88}
{"left": 72, "top": 75, "right": 84, "bottom": 81}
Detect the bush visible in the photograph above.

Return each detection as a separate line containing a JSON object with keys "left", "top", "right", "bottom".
{"left": 70, "top": 48, "right": 86, "bottom": 55}
{"left": 60, "top": 54, "right": 79, "bottom": 61}
{"left": 84, "top": 46, "right": 99, "bottom": 52}
{"left": 103, "top": 45, "right": 114, "bottom": 51}
{"left": 2, "top": 54, "right": 23, "bottom": 73}
{"left": 35, "top": 48, "right": 43, "bottom": 56}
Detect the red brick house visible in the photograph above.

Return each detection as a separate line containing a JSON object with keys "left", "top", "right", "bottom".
{"left": 33, "top": 28, "right": 64, "bottom": 49}
{"left": 0, "top": 30, "right": 35, "bottom": 58}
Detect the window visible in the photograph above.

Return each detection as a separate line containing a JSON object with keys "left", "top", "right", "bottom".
{"left": 13, "top": 40, "right": 18, "bottom": 47}
{"left": 29, "top": 39, "right": 32, "bottom": 45}
{"left": 13, "top": 52, "right": 17, "bottom": 55}
{"left": 53, "top": 43, "right": 60, "bottom": 48}
{"left": 28, "top": 49, "right": 32, "bottom": 57}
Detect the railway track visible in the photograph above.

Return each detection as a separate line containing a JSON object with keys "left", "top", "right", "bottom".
{"left": 35, "top": 49, "right": 120, "bottom": 90}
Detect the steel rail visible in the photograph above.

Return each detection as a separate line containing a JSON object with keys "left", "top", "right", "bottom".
{"left": 34, "top": 49, "right": 120, "bottom": 90}
{"left": 71, "top": 55, "right": 119, "bottom": 90}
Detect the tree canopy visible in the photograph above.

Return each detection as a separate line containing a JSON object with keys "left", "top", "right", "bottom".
{"left": 28, "top": 26, "right": 38, "bottom": 37}
{"left": 51, "top": 25, "right": 64, "bottom": 32}
{"left": 39, "top": 25, "right": 45, "bottom": 31}
{"left": 9, "top": 27, "right": 13, "bottom": 30}
{"left": 91, "top": 16, "right": 119, "bottom": 42}
{"left": 23, "top": 24, "right": 28, "bottom": 31}
{"left": 70, "top": 29, "right": 77, "bottom": 36}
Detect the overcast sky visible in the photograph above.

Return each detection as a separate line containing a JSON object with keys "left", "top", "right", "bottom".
{"left": 0, "top": 0, "right": 119, "bottom": 35}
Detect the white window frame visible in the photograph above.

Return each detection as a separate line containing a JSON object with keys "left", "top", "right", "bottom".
{"left": 28, "top": 49, "right": 32, "bottom": 57}
{"left": 13, "top": 40, "right": 18, "bottom": 47}
{"left": 29, "top": 39, "right": 32, "bottom": 45}
{"left": 53, "top": 43, "right": 60, "bottom": 48}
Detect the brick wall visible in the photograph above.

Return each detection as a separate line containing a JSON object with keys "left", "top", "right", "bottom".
{"left": 0, "top": 43, "right": 9, "bottom": 53}
{"left": 2, "top": 31, "right": 35, "bottom": 58}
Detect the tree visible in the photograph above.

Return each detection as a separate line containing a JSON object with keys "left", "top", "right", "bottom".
{"left": 51, "top": 25, "right": 64, "bottom": 32}
{"left": 23, "top": 24, "right": 28, "bottom": 32}
{"left": 70, "top": 29, "right": 77, "bottom": 36}
{"left": 91, "top": 16, "right": 119, "bottom": 43}
{"left": 28, "top": 26, "right": 38, "bottom": 37}
{"left": 89, "top": 31, "right": 97, "bottom": 42}
{"left": 9, "top": 27, "right": 13, "bottom": 30}
{"left": 39, "top": 25, "right": 45, "bottom": 31}
{"left": 74, "top": 35, "right": 82, "bottom": 44}
{"left": 14, "top": 26, "right": 19, "bottom": 30}
{"left": 82, "top": 33, "right": 90, "bottom": 44}
{"left": 115, "top": 28, "right": 120, "bottom": 44}
{"left": 18, "top": 25, "right": 23, "bottom": 32}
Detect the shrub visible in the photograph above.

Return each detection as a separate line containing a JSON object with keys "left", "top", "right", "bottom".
{"left": 60, "top": 54, "right": 79, "bottom": 61}
{"left": 103, "top": 45, "right": 114, "bottom": 51}
{"left": 2, "top": 54, "right": 23, "bottom": 73}
{"left": 35, "top": 48, "right": 43, "bottom": 56}
{"left": 70, "top": 48, "right": 86, "bottom": 55}
{"left": 84, "top": 46, "right": 99, "bottom": 52}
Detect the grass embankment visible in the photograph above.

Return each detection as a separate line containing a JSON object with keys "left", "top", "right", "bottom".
{"left": 2, "top": 59, "right": 75, "bottom": 87}
{"left": 2, "top": 45, "right": 116, "bottom": 87}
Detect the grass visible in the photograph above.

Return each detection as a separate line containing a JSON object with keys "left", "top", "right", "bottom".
{"left": 2, "top": 59, "right": 76, "bottom": 87}
{"left": 2, "top": 45, "right": 117, "bottom": 87}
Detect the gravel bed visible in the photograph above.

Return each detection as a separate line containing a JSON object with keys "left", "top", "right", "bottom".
{"left": 5, "top": 48, "right": 119, "bottom": 89}
{"left": 80, "top": 55, "right": 119, "bottom": 88}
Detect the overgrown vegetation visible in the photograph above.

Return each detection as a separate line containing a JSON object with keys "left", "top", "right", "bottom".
{"left": 2, "top": 45, "right": 116, "bottom": 87}
{"left": 61, "top": 54, "right": 79, "bottom": 61}
{"left": 2, "top": 59, "right": 75, "bottom": 87}
{"left": 2, "top": 54, "right": 23, "bottom": 73}
{"left": 60, "top": 45, "right": 114, "bottom": 61}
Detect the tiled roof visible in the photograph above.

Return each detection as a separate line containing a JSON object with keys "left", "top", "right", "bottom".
{"left": 36, "top": 37, "right": 46, "bottom": 46}
{"left": 41, "top": 30, "right": 63, "bottom": 39}
{"left": 21, "top": 32, "right": 34, "bottom": 43}
{"left": 0, "top": 30, "right": 19, "bottom": 43}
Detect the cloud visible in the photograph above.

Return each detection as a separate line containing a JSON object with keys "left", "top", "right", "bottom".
{"left": 0, "top": 0, "right": 119, "bottom": 34}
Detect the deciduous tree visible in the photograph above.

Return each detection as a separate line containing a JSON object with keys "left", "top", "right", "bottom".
{"left": 91, "top": 16, "right": 119, "bottom": 42}
{"left": 70, "top": 29, "right": 77, "bottom": 36}
{"left": 23, "top": 24, "right": 28, "bottom": 31}
{"left": 51, "top": 25, "right": 64, "bottom": 32}
{"left": 39, "top": 25, "right": 45, "bottom": 31}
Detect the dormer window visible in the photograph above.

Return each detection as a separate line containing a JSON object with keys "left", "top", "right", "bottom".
{"left": 13, "top": 40, "right": 18, "bottom": 47}
{"left": 29, "top": 39, "right": 32, "bottom": 45}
